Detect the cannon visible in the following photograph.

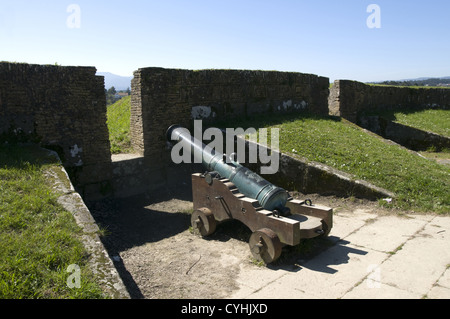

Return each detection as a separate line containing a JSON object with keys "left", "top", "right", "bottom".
{"left": 167, "top": 125, "right": 333, "bottom": 264}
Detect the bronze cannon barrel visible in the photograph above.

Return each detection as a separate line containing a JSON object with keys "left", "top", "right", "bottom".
{"left": 167, "top": 125, "right": 289, "bottom": 212}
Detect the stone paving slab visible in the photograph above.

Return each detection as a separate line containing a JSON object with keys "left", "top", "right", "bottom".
{"left": 328, "top": 209, "right": 378, "bottom": 242}
{"left": 344, "top": 215, "right": 432, "bottom": 253}
{"left": 233, "top": 244, "right": 388, "bottom": 299}
{"left": 342, "top": 281, "right": 423, "bottom": 299}
{"left": 436, "top": 267, "right": 450, "bottom": 288}
{"left": 376, "top": 216, "right": 450, "bottom": 296}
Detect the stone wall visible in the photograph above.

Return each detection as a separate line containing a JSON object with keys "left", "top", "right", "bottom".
{"left": 131, "top": 67, "right": 329, "bottom": 159}
{"left": 0, "top": 62, "right": 112, "bottom": 199}
{"left": 129, "top": 67, "right": 330, "bottom": 194}
{"left": 329, "top": 79, "right": 450, "bottom": 122}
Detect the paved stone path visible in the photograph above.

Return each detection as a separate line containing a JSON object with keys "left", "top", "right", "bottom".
{"left": 230, "top": 210, "right": 450, "bottom": 299}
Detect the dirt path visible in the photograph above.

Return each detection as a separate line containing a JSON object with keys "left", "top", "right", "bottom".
{"left": 89, "top": 187, "right": 249, "bottom": 299}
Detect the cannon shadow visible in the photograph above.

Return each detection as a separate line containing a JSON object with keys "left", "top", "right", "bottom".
{"left": 267, "top": 237, "right": 368, "bottom": 275}
{"left": 88, "top": 184, "right": 194, "bottom": 298}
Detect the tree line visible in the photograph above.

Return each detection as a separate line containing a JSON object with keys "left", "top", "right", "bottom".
{"left": 106, "top": 86, "right": 131, "bottom": 105}
{"left": 375, "top": 78, "right": 450, "bottom": 87}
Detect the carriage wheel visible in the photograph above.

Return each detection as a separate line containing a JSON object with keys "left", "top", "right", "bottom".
{"left": 191, "top": 208, "right": 217, "bottom": 237}
{"left": 249, "top": 228, "right": 282, "bottom": 264}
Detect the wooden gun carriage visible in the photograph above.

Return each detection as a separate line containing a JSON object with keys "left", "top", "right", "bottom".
{"left": 168, "top": 125, "right": 333, "bottom": 264}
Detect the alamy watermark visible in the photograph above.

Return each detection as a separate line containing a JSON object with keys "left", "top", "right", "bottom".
{"left": 366, "top": 264, "right": 382, "bottom": 289}
{"left": 367, "top": 4, "right": 381, "bottom": 29}
{"left": 66, "top": 4, "right": 81, "bottom": 29}
{"left": 66, "top": 264, "right": 81, "bottom": 289}
{"left": 169, "top": 120, "right": 280, "bottom": 175}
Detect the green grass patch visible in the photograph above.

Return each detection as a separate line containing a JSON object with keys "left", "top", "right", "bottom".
{"left": 0, "top": 144, "right": 107, "bottom": 298}
{"left": 386, "top": 109, "right": 449, "bottom": 138}
{"left": 214, "top": 113, "right": 450, "bottom": 214}
{"left": 107, "top": 96, "right": 133, "bottom": 154}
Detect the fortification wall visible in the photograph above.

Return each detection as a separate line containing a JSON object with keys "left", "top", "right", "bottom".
{"left": 329, "top": 79, "right": 450, "bottom": 122}
{"left": 0, "top": 62, "right": 112, "bottom": 198}
{"left": 131, "top": 67, "right": 329, "bottom": 158}
{"left": 129, "top": 67, "right": 330, "bottom": 194}
{"left": 3, "top": 62, "right": 448, "bottom": 200}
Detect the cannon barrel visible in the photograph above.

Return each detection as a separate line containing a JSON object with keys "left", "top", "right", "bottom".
{"left": 167, "top": 125, "right": 289, "bottom": 211}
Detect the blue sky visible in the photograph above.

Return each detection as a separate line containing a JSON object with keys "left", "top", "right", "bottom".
{"left": 1, "top": 0, "right": 449, "bottom": 82}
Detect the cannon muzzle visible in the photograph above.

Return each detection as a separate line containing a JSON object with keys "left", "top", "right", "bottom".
{"left": 167, "top": 125, "right": 289, "bottom": 212}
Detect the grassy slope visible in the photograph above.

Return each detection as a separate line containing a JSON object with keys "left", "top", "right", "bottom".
{"left": 0, "top": 145, "right": 106, "bottom": 298}
{"left": 390, "top": 109, "right": 449, "bottom": 138}
{"left": 215, "top": 113, "right": 450, "bottom": 214}
{"left": 107, "top": 96, "right": 132, "bottom": 154}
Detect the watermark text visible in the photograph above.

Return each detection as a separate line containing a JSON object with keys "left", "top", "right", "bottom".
{"left": 366, "top": 264, "right": 381, "bottom": 288}
{"left": 367, "top": 4, "right": 381, "bottom": 29}
{"left": 66, "top": 4, "right": 81, "bottom": 29}
{"left": 66, "top": 264, "right": 81, "bottom": 289}
{"left": 170, "top": 120, "right": 280, "bottom": 175}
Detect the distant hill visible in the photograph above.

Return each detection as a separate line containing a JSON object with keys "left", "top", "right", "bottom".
{"left": 97, "top": 72, "right": 133, "bottom": 91}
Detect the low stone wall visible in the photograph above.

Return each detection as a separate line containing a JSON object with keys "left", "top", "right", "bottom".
{"left": 42, "top": 147, "right": 130, "bottom": 299}
{"left": 238, "top": 138, "right": 395, "bottom": 201}
{"left": 111, "top": 153, "right": 202, "bottom": 198}
{"left": 359, "top": 116, "right": 450, "bottom": 151}
{"left": 111, "top": 154, "right": 167, "bottom": 198}
{"left": 329, "top": 80, "right": 450, "bottom": 122}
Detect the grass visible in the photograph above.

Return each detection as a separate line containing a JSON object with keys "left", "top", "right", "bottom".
{"left": 214, "top": 113, "right": 450, "bottom": 214}
{"left": 107, "top": 96, "right": 133, "bottom": 154}
{"left": 386, "top": 109, "right": 449, "bottom": 138}
{"left": 0, "top": 144, "right": 107, "bottom": 299}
